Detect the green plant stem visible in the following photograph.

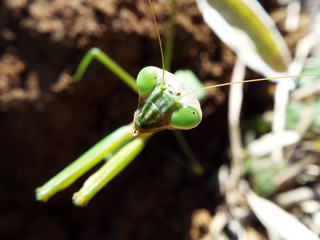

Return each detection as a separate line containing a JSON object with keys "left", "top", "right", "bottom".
{"left": 164, "top": 0, "right": 178, "bottom": 71}
{"left": 173, "top": 130, "right": 203, "bottom": 175}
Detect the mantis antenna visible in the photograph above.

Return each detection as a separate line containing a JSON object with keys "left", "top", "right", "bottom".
{"left": 148, "top": 0, "right": 165, "bottom": 80}
{"left": 182, "top": 73, "right": 320, "bottom": 98}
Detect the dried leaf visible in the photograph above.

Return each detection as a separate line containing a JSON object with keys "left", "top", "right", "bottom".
{"left": 247, "top": 191, "right": 319, "bottom": 240}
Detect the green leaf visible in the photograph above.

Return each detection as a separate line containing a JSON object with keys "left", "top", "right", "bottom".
{"left": 197, "top": 0, "right": 291, "bottom": 77}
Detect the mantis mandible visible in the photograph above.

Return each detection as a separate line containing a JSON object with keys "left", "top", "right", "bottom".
{"left": 36, "top": 0, "right": 320, "bottom": 206}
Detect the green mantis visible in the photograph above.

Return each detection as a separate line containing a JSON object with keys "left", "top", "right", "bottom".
{"left": 36, "top": 0, "right": 320, "bottom": 207}
{"left": 35, "top": 46, "right": 206, "bottom": 206}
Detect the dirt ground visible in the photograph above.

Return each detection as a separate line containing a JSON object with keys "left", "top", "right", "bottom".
{"left": 0, "top": 0, "right": 279, "bottom": 239}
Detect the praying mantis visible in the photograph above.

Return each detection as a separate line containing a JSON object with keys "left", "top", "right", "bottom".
{"left": 36, "top": 0, "right": 320, "bottom": 207}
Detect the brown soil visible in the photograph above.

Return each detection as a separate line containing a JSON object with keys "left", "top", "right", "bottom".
{"left": 0, "top": 0, "right": 277, "bottom": 239}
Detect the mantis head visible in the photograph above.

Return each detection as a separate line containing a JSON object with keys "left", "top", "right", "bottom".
{"left": 132, "top": 66, "right": 202, "bottom": 137}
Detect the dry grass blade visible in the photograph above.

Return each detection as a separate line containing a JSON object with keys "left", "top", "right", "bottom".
{"left": 247, "top": 191, "right": 319, "bottom": 240}
{"left": 291, "top": 79, "right": 320, "bottom": 100}
{"left": 248, "top": 131, "right": 300, "bottom": 157}
{"left": 206, "top": 208, "right": 228, "bottom": 240}
{"left": 275, "top": 187, "right": 315, "bottom": 207}
{"left": 228, "top": 58, "right": 245, "bottom": 188}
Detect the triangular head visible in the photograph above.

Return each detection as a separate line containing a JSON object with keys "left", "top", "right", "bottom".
{"left": 132, "top": 66, "right": 202, "bottom": 137}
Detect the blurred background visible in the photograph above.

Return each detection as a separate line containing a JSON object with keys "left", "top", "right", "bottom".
{"left": 0, "top": 0, "right": 319, "bottom": 239}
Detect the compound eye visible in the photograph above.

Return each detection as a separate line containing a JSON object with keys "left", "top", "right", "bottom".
{"left": 136, "top": 66, "right": 159, "bottom": 97}
{"left": 169, "top": 106, "right": 202, "bottom": 130}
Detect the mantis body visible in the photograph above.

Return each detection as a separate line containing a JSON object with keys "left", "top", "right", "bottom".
{"left": 36, "top": 0, "right": 320, "bottom": 206}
